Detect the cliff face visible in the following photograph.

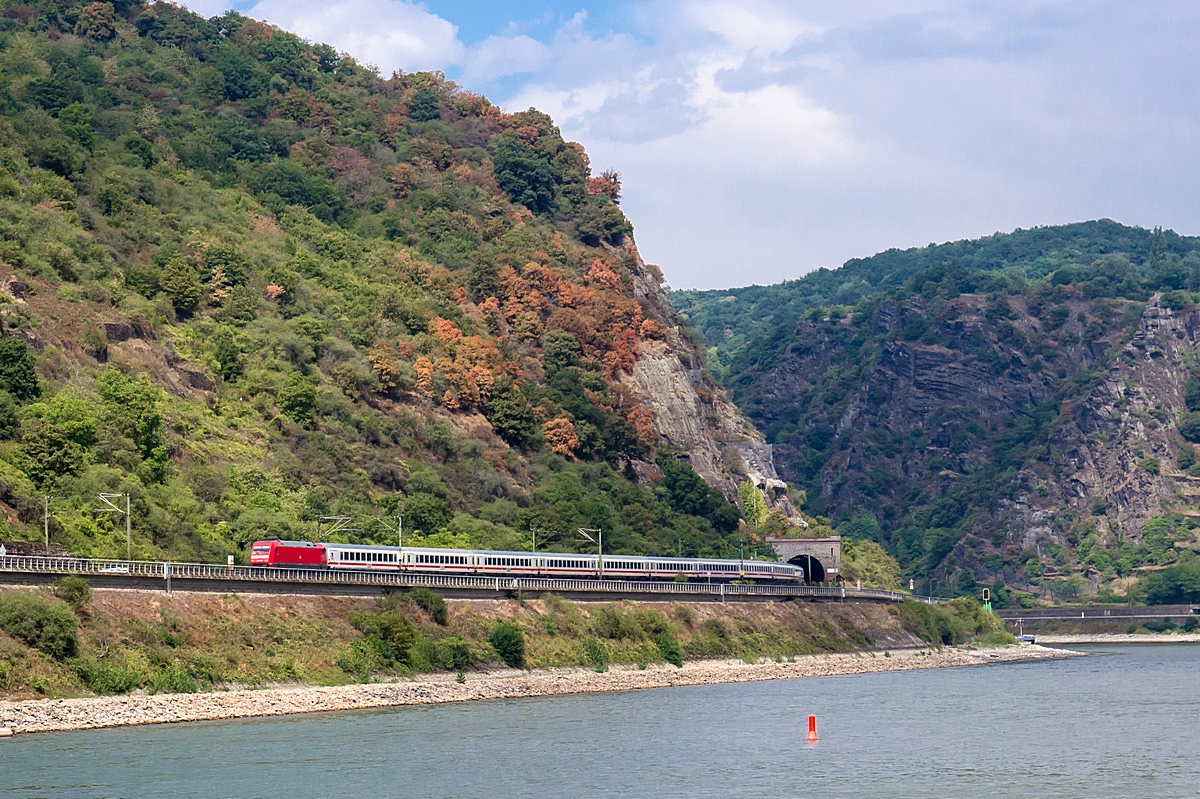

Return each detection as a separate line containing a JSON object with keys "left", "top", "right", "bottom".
{"left": 1024, "top": 296, "right": 1195, "bottom": 541}
{"left": 738, "top": 282, "right": 1200, "bottom": 592}
{"left": 621, "top": 250, "right": 798, "bottom": 517}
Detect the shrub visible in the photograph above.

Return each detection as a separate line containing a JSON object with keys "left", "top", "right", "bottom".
{"left": 0, "top": 338, "right": 40, "bottom": 402}
{"left": 147, "top": 664, "right": 199, "bottom": 694}
{"left": 1184, "top": 616, "right": 1198, "bottom": 632}
{"left": 583, "top": 635, "right": 607, "bottom": 672}
{"left": 72, "top": 654, "right": 142, "bottom": 694}
{"left": 488, "top": 621, "right": 525, "bottom": 668}
{"left": 412, "top": 636, "right": 472, "bottom": 671}
{"left": 407, "top": 586, "right": 448, "bottom": 625}
{"left": 278, "top": 372, "right": 317, "bottom": 424}
{"left": 351, "top": 605, "right": 416, "bottom": 666}
{"left": 338, "top": 640, "right": 384, "bottom": 682}
{"left": 1179, "top": 412, "right": 1200, "bottom": 443}
{"left": 55, "top": 576, "right": 92, "bottom": 610}
{"left": 0, "top": 592, "right": 79, "bottom": 660}
{"left": 653, "top": 631, "right": 683, "bottom": 667}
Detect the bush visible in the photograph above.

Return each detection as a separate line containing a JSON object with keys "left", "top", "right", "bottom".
{"left": 583, "top": 635, "right": 607, "bottom": 672}
{"left": 1184, "top": 616, "right": 1199, "bottom": 632}
{"left": 488, "top": 621, "right": 525, "bottom": 668}
{"left": 0, "top": 338, "right": 40, "bottom": 402}
{"left": 338, "top": 640, "right": 384, "bottom": 682}
{"left": 72, "top": 654, "right": 142, "bottom": 694}
{"left": 351, "top": 605, "right": 416, "bottom": 666}
{"left": 654, "top": 631, "right": 683, "bottom": 667}
{"left": 147, "top": 664, "right": 199, "bottom": 694}
{"left": 0, "top": 592, "right": 79, "bottom": 660}
{"left": 55, "top": 576, "right": 92, "bottom": 610}
{"left": 407, "top": 586, "right": 448, "bottom": 625}
{"left": 412, "top": 636, "right": 472, "bottom": 671}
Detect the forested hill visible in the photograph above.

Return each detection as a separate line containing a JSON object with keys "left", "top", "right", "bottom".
{"left": 0, "top": 0, "right": 774, "bottom": 562}
{"left": 673, "top": 223, "right": 1200, "bottom": 603}
{"left": 674, "top": 221, "right": 1200, "bottom": 395}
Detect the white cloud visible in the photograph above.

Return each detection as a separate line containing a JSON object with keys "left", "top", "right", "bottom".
{"left": 461, "top": 35, "right": 552, "bottom": 83}
{"left": 493, "top": 1, "right": 1200, "bottom": 288}
{"left": 247, "top": 0, "right": 464, "bottom": 74}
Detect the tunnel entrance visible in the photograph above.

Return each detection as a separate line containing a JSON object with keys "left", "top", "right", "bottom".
{"left": 789, "top": 555, "right": 825, "bottom": 584}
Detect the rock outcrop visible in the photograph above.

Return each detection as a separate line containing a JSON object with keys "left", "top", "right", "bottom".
{"left": 621, "top": 248, "right": 799, "bottom": 517}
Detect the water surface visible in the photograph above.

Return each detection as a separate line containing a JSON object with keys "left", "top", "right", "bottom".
{"left": 3, "top": 644, "right": 1198, "bottom": 798}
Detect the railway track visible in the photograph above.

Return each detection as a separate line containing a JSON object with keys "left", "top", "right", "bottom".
{"left": 0, "top": 555, "right": 914, "bottom": 603}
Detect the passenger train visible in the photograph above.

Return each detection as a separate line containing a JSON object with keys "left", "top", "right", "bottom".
{"left": 249, "top": 539, "right": 805, "bottom": 583}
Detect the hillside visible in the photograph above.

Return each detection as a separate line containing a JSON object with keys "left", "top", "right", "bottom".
{"left": 673, "top": 224, "right": 1200, "bottom": 602}
{"left": 675, "top": 220, "right": 1200, "bottom": 394}
{"left": 0, "top": 0, "right": 797, "bottom": 563}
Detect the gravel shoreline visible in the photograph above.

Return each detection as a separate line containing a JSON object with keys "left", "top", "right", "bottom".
{"left": 0, "top": 644, "right": 1077, "bottom": 736}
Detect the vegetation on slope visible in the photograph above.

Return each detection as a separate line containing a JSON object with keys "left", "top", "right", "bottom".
{"left": 674, "top": 225, "right": 1200, "bottom": 598}
{"left": 675, "top": 221, "right": 1200, "bottom": 393}
{"left": 0, "top": 583, "right": 974, "bottom": 698}
{"left": 0, "top": 0, "right": 754, "bottom": 562}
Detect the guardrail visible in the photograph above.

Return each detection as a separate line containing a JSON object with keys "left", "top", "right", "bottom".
{"left": 0, "top": 555, "right": 910, "bottom": 602}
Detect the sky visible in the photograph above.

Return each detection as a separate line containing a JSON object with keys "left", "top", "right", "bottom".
{"left": 178, "top": 0, "right": 1200, "bottom": 290}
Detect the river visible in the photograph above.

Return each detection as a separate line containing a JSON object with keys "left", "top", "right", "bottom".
{"left": 2, "top": 644, "right": 1197, "bottom": 798}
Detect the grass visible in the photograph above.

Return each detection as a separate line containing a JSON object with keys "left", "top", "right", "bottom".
{"left": 0, "top": 587, "right": 1014, "bottom": 699}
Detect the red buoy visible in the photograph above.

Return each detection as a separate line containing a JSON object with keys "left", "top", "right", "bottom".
{"left": 807, "top": 715, "right": 818, "bottom": 742}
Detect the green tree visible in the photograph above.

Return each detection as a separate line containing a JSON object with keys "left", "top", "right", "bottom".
{"left": 98, "top": 369, "right": 166, "bottom": 463}
{"left": 211, "top": 327, "right": 244, "bottom": 381}
{"left": 492, "top": 136, "right": 554, "bottom": 214}
{"left": 74, "top": 2, "right": 117, "bottom": 40}
{"left": 20, "top": 418, "right": 86, "bottom": 488}
{"left": 0, "top": 338, "right": 40, "bottom": 402}
{"left": 160, "top": 254, "right": 202, "bottom": 313}
{"left": 1179, "top": 412, "right": 1200, "bottom": 443}
{"left": 0, "top": 390, "right": 18, "bottom": 440}
{"left": 55, "top": 576, "right": 92, "bottom": 610}
{"left": 653, "top": 630, "right": 683, "bottom": 667}
{"left": 407, "top": 586, "right": 448, "bottom": 625}
{"left": 485, "top": 379, "right": 537, "bottom": 446}
{"left": 278, "top": 372, "right": 317, "bottom": 424}
{"left": 57, "top": 103, "right": 95, "bottom": 151}
{"left": 409, "top": 89, "right": 441, "bottom": 121}
{"left": 403, "top": 493, "right": 452, "bottom": 535}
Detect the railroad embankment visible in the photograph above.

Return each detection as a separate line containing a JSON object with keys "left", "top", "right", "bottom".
{"left": 0, "top": 645, "right": 1077, "bottom": 735}
{"left": 0, "top": 584, "right": 1011, "bottom": 705}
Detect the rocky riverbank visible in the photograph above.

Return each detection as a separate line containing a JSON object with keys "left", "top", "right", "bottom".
{"left": 0, "top": 644, "right": 1077, "bottom": 736}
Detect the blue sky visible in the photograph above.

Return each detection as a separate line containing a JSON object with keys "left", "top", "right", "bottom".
{"left": 181, "top": 1, "right": 1200, "bottom": 290}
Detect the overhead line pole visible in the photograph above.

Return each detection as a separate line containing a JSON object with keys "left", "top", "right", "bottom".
{"left": 579, "top": 528, "right": 602, "bottom": 579}
{"left": 97, "top": 493, "right": 132, "bottom": 561}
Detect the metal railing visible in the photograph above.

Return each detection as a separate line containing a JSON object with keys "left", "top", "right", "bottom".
{"left": 0, "top": 555, "right": 909, "bottom": 602}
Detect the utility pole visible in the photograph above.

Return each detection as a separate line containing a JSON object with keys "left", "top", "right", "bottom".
{"left": 97, "top": 493, "right": 131, "bottom": 561}
{"left": 579, "top": 528, "right": 602, "bottom": 579}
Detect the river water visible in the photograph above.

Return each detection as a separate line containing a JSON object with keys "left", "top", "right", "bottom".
{"left": 2, "top": 644, "right": 1198, "bottom": 798}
